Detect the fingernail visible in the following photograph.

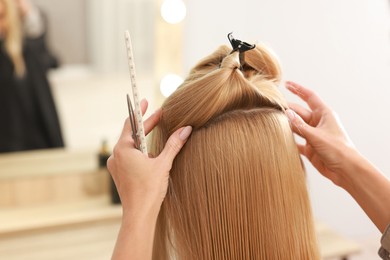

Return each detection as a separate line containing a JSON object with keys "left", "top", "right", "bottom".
{"left": 179, "top": 126, "right": 193, "bottom": 140}
{"left": 286, "top": 109, "right": 296, "bottom": 121}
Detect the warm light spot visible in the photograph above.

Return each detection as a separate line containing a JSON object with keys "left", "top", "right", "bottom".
{"left": 160, "top": 0, "right": 186, "bottom": 24}
{"left": 160, "top": 74, "right": 184, "bottom": 97}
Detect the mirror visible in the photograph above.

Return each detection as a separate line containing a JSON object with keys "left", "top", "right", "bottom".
{"left": 29, "top": 0, "right": 157, "bottom": 150}
{"left": 0, "top": 0, "right": 183, "bottom": 214}
{"left": 33, "top": 0, "right": 155, "bottom": 74}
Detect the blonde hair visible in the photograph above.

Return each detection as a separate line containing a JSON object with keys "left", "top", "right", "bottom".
{"left": 1, "top": 0, "right": 25, "bottom": 76}
{"left": 151, "top": 44, "right": 320, "bottom": 259}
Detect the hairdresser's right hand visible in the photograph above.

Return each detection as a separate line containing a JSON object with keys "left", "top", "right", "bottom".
{"left": 107, "top": 100, "right": 192, "bottom": 219}
{"left": 285, "top": 81, "right": 359, "bottom": 187}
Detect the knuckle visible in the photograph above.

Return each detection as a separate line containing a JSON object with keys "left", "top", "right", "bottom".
{"left": 291, "top": 115, "right": 302, "bottom": 126}
{"left": 330, "top": 110, "right": 339, "bottom": 118}
{"left": 106, "top": 156, "right": 115, "bottom": 174}
{"left": 323, "top": 106, "right": 333, "bottom": 114}
{"left": 123, "top": 117, "right": 130, "bottom": 128}
{"left": 112, "top": 144, "right": 121, "bottom": 159}
{"left": 324, "top": 108, "right": 338, "bottom": 120}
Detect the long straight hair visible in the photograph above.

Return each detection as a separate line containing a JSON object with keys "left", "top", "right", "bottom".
{"left": 1, "top": 0, "right": 25, "bottom": 77}
{"left": 151, "top": 44, "right": 320, "bottom": 259}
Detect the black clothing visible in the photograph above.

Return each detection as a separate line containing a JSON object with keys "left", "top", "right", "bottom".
{"left": 0, "top": 39, "right": 64, "bottom": 153}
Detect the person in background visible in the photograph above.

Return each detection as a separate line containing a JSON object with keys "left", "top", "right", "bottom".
{"left": 0, "top": 0, "right": 63, "bottom": 153}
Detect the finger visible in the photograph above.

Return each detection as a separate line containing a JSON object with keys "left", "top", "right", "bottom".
{"left": 157, "top": 126, "right": 193, "bottom": 169}
{"left": 144, "top": 109, "right": 162, "bottom": 135}
{"left": 286, "top": 109, "right": 315, "bottom": 140}
{"left": 297, "top": 143, "right": 306, "bottom": 156}
{"left": 285, "top": 81, "right": 327, "bottom": 111}
{"left": 288, "top": 102, "right": 312, "bottom": 123}
{"left": 140, "top": 98, "right": 148, "bottom": 116}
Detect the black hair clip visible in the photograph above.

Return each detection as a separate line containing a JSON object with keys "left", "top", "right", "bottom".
{"left": 228, "top": 32, "right": 256, "bottom": 54}
{"left": 227, "top": 32, "right": 256, "bottom": 67}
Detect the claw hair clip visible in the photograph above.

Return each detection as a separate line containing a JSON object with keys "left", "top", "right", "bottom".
{"left": 227, "top": 32, "right": 256, "bottom": 65}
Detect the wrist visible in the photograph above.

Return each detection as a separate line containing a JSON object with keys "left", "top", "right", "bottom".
{"left": 120, "top": 183, "right": 165, "bottom": 219}
{"left": 334, "top": 150, "right": 390, "bottom": 232}
{"left": 336, "top": 147, "right": 376, "bottom": 192}
{"left": 121, "top": 210, "right": 158, "bottom": 232}
{"left": 113, "top": 204, "right": 158, "bottom": 260}
{"left": 332, "top": 145, "right": 364, "bottom": 190}
{"left": 121, "top": 195, "right": 162, "bottom": 225}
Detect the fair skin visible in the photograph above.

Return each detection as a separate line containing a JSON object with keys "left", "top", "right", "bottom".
{"left": 109, "top": 83, "right": 390, "bottom": 259}
{"left": 107, "top": 99, "right": 192, "bottom": 260}
{"left": 285, "top": 81, "right": 390, "bottom": 233}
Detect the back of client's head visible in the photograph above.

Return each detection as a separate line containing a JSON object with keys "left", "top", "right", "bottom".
{"left": 151, "top": 44, "right": 319, "bottom": 259}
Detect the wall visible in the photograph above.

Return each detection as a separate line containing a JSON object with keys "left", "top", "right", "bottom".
{"left": 32, "top": 0, "right": 155, "bottom": 72}
{"left": 86, "top": 0, "right": 155, "bottom": 74}
{"left": 32, "top": 0, "right": 88, "bottom": 64}
{"left": 182, "top": 0, "right": 390, "bottom": 239}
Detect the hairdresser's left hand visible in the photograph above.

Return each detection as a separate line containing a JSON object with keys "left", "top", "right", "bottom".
{"left": 285, "top": 81, "right": 356, "bottom": 187}
{"left": 107, "top": 100, "right": 192, "bottom": 219}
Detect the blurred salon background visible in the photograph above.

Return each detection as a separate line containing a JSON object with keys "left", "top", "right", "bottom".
{"left": 0, "top": 0, "right": 389, "bottom": 259}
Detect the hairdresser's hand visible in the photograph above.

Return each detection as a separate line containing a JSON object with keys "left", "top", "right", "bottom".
{"left": 109, "top": 101, "right": 192, "bottom": 260}
{"left": 107, "top": 100, "right": 192, "bottom": 218}
{"left": 285, "top": 81, "right": 359, "bottom": 187}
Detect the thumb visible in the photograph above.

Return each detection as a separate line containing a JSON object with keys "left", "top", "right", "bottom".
{"left": 158, "top": 126, "right": 193, "bottom": 168}
{"left": 286, "top": 109, "right": 315, "bottom": 140}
